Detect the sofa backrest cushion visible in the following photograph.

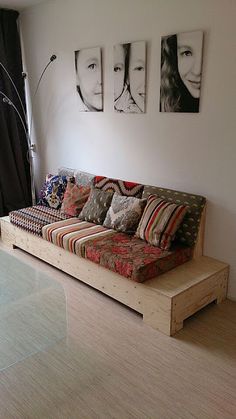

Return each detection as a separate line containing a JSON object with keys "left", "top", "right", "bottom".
{"left": 58, "top": 167, "right": 94, "bottom": 187}
{"left": 94, "top": 176, "right": 144, "bottom": 198}
{"left": 58, "top": 167, "right": 74, "bottom": 178}
{"left": 142, "top": 185, "right": 206, "bottom": 247}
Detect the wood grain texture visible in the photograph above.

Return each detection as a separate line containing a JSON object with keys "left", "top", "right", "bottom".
{"left": 0, "top": 244, "right": 235, "bottom": 419}
{"left": 0, "top": 216, "right": 229, "bottom": 335}
{"left": 0, "top": 216, "right": 15, "bottom": 248}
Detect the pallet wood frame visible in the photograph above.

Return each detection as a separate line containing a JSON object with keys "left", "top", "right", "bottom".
{"left": 0, "top": 210, "right": 229, "bottom": 336}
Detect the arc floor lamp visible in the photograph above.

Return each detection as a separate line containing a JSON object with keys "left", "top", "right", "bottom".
{"left": 0, "top": 54, "right": 57, "bottom": 205}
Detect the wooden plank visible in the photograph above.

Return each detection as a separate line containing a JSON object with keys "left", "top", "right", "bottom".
{"left": 145, "top": 256, "right": 229, "bottom": 297}
{"left": 142, "top": 290, "right": 172, "bottom": 335}
{"left": 0, "top": 216, "right": 229, "bottom": 336}
{"left": 171, "top": 267, "right": 229, "bottom": 335}
{"left": 0, "top": 216, "right": 15, "bottom": 248}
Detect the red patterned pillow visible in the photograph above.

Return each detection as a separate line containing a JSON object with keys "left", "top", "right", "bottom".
{"left": 61, "top": 181, "right": 90, "bottom": 217}
{"left": 94, "top": 176, "right": 144, "bottom": 198}
{"left": 136, "top": 195, "right": 188, "bottom": 250}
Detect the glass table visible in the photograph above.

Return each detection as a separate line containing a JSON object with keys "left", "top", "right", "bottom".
{"left": 0, "top": 249, "right": 67, "bottom": 371}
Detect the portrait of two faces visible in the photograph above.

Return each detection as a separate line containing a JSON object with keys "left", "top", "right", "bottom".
{"left": 74, "top": 30, "right": 204, "bottom": 113}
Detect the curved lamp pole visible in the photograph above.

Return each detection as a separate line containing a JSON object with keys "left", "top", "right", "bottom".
{"left": 0, "top": 54, "right": 57, "bottom": 205}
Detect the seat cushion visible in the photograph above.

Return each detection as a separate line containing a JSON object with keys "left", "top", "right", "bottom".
{"left": 9, "top": 205, "right": 69, "bottom": 236}
{"left": 84, "top": 234, "right": 193, "bottom": 282}
{"left": 42, "top": 218, "right": 115, "bottom": 257}
{"left": 42, "top": 218, "right": 193, "bottom": 282}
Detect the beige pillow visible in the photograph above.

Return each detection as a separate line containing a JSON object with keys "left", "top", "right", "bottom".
{"left": 103, "top": 192, "right": 146, "bottom": 233}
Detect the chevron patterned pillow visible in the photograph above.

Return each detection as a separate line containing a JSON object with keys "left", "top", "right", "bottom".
{"left": 94, "top": 176, "right": 144, "bottom": 198}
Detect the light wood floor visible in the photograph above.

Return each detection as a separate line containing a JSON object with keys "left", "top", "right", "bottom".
{"left": 0, "top": 243, "right": 235, "bottom": 419}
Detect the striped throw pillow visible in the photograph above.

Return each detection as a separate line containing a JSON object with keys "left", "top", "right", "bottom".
{"left": 136, "top": 195, "right": 188, "bottom": 250}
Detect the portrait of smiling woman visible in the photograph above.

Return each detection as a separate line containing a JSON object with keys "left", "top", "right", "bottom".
{"left": 75, "top": 46, "right": 103, "bottom": 112}
{"left": 160, "top": 30, "right": 204, "bottom": 113}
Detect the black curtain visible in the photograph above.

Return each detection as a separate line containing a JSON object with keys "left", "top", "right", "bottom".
{"left": 0, "top": 9, "right": 31, "bottom": 216}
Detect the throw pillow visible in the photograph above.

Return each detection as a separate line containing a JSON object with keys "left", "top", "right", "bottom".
{"left": 136, "top": 194, "right": 188, "bottom": 250}
{"left": 60, "top": 181, "right": 91, "bottom": 217}
{"left": 38, "top": 174, "right": 72, "bottom": 209}
{"left": 103, "top": 192, "right": 146, "bottom": 233}
{"left": 94, "top": 176, "right": 144, "bottom": 198}
{"left": 78, "top": 188, "right": 114, "bottom": 224}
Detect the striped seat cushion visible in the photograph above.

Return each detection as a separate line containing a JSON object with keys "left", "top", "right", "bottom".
{"left": 42, "top": 219, "right": 116, "bottom": 257}
{"left": 42, "top": 218, "right": 192, "bottom": 282}
{"left": 136, "top": 195, "right": 188, "bottom": 250}
{"left": 9, "top": 205, "right": 69, "bottom": 236}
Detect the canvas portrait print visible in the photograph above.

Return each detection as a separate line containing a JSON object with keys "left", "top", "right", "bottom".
{"left": 114, "top": 41, "right": 146, "bottom": 113}
{"left": 160, "top": 30, "right": 204, "bottom": 113}
{"left": 75, "top": 46, "right": 103, "bottom": 112}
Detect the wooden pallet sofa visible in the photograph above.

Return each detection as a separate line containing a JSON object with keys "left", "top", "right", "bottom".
{"left": 0, "top": 168, "right": 229, "bottom": 336}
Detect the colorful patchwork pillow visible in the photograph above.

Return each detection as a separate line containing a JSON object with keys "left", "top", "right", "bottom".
{"left": 94, "top": 176, "right": 144, "bottom": 198}
{"left": 78, "top": 188, "right": 114, "bottom": 224}
{"left": 136, "top": 195, "right": 188, "bottom": 250}
{"left": 60, "top": 181, "right": 91, "bottom": 217}
{"left": 103, "top": 192, "right": 146, "bottom": 233}
{"left": 38, "top": 174, "right": 71, "bottom": 209}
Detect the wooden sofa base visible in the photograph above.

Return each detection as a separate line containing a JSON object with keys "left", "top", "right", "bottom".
{"left": 0, "top": 216, "right": 229, "bottom": 336}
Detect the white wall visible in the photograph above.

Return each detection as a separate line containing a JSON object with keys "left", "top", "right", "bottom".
{"left": 20, "top": 0, "right": 236, "bottom": 299}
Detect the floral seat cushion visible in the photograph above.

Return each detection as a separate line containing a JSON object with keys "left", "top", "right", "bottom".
{"left": 84, "top": 233, "right": 193, "bottom": 282}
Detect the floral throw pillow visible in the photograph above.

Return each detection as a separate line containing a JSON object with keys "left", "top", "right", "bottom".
{"left": 60, "top": 181, "right": 91, "bottom": 217}
{"left": 103, "top": 192, "right": 146, "bottom": 233}
{"left": 78, "top": 188, "right": 113, "bottom": 224}
{"left": 38, "top": 174, "right": 71, "bottom": 209}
